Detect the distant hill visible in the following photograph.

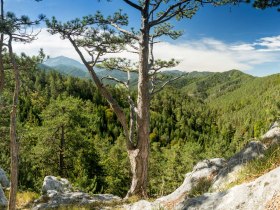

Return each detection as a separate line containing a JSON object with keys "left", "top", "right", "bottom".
{"left": 41, "top": 56, "right": 139, "bottom": 82}
{"left": 40, "top": 56, "right": 255, "bottom": 93}
{"left": 44, "top": 56, "right": 87, "bottom": 71}
{"left": 174, "top": 69, "right": 254, "bottom": 99}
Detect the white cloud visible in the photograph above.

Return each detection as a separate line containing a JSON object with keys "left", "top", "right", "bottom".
{"left": 13, "top": 28, "right": 82, "bottom": 61}
{"left": 254, "top": 35, "right": 280, "bottom": 51}
{"left": 230, "top": 44, "right": 255, "bottom": 51}
{"left": 12, "top": 28, "right": 280, "bottom": 73}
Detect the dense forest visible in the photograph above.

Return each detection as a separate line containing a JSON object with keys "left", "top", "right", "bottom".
{"left": 1, "top": 53, "right": 279, "bottom": 198}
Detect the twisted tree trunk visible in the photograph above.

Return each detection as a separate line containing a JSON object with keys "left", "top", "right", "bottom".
{"left": 126, "top": 4, "right": 150, "bottom": 198}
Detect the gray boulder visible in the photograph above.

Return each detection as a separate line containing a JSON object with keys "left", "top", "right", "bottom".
{"left": 41, "top": 176, "right": 72, "bottom": 195}
{"left": 0, "top": 167, "right": 10, "bottom": 188}
{"left": 33, "top": 192, "right": 121, "bottom": 210}
{"left": 33, "top": 176, "right": 121, "bottom": 210}
{"left": 177, "top": 165, "right": 280, "bottom": 210}
{"left": 262, "top": 126, "right": 280, "bottom": 144}
{"left": 0, "top": 186, "right": 8, "bottom": 208}
{"left": 211, "top": 141, "right": 266, "bottom": 191}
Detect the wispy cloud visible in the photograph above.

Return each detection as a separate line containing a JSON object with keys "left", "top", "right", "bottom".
{"left": 12, "top": 28, "right": 280, "bottom": 74}
{"left": 254, "top": 35, "right": 280, "bottom": 51}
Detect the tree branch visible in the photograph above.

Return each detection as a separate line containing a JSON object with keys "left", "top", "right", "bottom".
{"left": 123, "top": 0, "right": 142, "bottom": 11}
{"left": 149, "top": 1, "right": 192, "bottom": 27}
{"left": 101, "top": 75, "right": 128, "bottom": 87}
{"left": 150, "top": 74, "right": 185, "bottom": 96}
{"left": 110, "top": 22, "right": 140, "bottom": 41}
{"left": 149, "top": 0, "right": 162, "bottom": 18}
{"left": 67, "top": 35, "right": 135, "bottom": 150}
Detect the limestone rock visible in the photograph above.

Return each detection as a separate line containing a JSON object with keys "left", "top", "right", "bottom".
{"left": 177, "top": 165, "right": 280, "bottom": 210}
{"left": 148, "top": 158, "right": 224, "bottom": 209}
{"left": 0, "top": 167, "right": 10, "bottom": 188}
{"left": 211, "top": 141, "right": 265, "bottom": 191}
{"left": 124, "top": 200, "right": 155, "bottom": 210}
{"left": 262, "top": 127, "right": 280, "bottom": 144}
{"left": 33, "top": 176, "right": 121, "bottom": 210}
{"left": 269, "top": 121, "right": 280, "bottom": 130}
{"left": 41, "top": 176, "right": 72, "bottom": 195}
{"left": 33, "top": 192, "right": 121, "bottom": 210}
{"left": 0, "top": 186, "right": 8, "bottom": 208}
{"left": 91, "top": 194, "right": 122, "bottom": 202}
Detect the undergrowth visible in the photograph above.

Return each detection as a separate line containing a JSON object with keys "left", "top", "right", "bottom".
{"left": 16, "top": 191, "right": 40, "bottom": 209}
{"left": 188, "top": 177, "right": 212, "bottom": 198}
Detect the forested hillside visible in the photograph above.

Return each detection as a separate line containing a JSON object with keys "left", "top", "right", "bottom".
{"left": 1, "top": 54, "right": 279, "bottom": 198}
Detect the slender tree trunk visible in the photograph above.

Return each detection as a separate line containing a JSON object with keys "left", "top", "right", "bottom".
{"left": 0, "top": 0, "right": 5, "bottom": 92}
{"left": 126, "top": 4, "right": 150, "bottom": 198}
{"left": 59, "top": 125, "right": 65, "bottom": 177}
{"left": 8, "top": 36, "right": 19, "bottom": 210}
{"left": 67, "top": 7, "right": 151, "bottom": 197}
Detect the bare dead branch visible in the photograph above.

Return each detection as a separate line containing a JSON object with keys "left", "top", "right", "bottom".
{"left": 110, "top": 22, "right": 140, "bottom": 41}
{"left": 150, "top": 74, "right": 186, "bottom": 96}
{"left": 101, "top": 75, "right": 128, "bottom": 87}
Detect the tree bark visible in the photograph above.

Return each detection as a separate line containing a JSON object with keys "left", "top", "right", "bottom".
{"left": 66, "top": 5, "right": 152, "bottom": 197}
{"left": 8, "top": 35, "right": 20, "bottom": 210}
{"left": 59, "top": 125, "right": 65, "bottom": 177}
{"left": 0, "top": 0, "right": 5, "bottom": 92}
{"left": 126, "top": 2, "right": 150, "bottom": 198}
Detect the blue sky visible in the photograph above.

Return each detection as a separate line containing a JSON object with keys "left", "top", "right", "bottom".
{"left": 8, "top": 0, "right": 280, "bottom": 76}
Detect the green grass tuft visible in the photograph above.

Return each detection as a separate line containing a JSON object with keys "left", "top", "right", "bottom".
{"left": 188, "top": 177, "right": 212, "bottom": 198}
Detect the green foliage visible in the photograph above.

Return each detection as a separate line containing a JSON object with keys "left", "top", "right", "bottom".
{"left": 2, "top": 52, "right": 280, "bottom": 198}
{"left": 98, "top": 135, "right": 130, "bottom": 197}
{"left": 253, "top": 0, "right": 280, "bottom": 11}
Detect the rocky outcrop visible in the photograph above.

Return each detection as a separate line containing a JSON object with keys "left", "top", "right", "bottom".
{"left": 0, "top": 186, "right": 8, "bottom": 208}
{"left": 32, "top": 176, "right": 121, "bottom": 210}
{"left": 41, "top": 176, "right": 72, "bottom": 195}
{"left": 0, "top": 168, "right": 10, "bottom": 189}
{"left": 155, "top": 158, "right": 225, "bottom": 208}
{"left": 33, "top": 122, "right": 280, "bottom": 210}
{"left": 262, "top": 122, "right": 280, "bottom": 145}
{"left": 211, "top": 141, "right": 266, "bottom": 191}
{"left": 0, "top": 167, "right": 9, "bottom": 208}
{"left": 125, "top": 138, "right": 275, "bottom": 210}
{"left": 125, "top": 158, "right": 226, "bottom": 210}
{"left": 177, "top": 165, "right": 280, "bottom": 210}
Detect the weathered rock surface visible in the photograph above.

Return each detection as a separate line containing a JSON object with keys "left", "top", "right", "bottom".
{"left": 0, "top": 167, "right": 10, "bottom": 189}
{"left": 0, "top": 167, "right": 9, "bottom": 208}
{"left": 41, "top": 176, "right": 72, "bottom": 195}
{"left": 0, "top": 186, "right": 8, "bottom": 208}
{"left": 123, "top": 200, "right": 155, "bottom": 210}
{"left": 262, "top": 125, "right": 280, "bottom": 144}
{"left": 32, "top": 176, "right": 121, "bottom": 210}
{"left": 115, "top": 124, "right": 280, "bottom": 209}
{"left": 177, "top": 165, "right": 280, "bottom": 210}
{"left": 155, "top": 158, "right": 225, "bottom": 207}
{"left": 211, "top": 141, "right": 266, "bottom": 191}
